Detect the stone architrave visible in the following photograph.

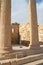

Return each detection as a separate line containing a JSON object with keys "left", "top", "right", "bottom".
{"left": 0, "top": 0, "right": 12, "bottom": 54}
{"left": 29, "top": 0, "right": 40, "bottom": 49}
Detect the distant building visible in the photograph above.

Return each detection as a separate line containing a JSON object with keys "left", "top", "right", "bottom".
{"left": 11, "top": 22, "right": 20, "bottom": 44}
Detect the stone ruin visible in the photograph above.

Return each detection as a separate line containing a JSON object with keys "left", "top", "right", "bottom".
{"left": 11, "top": 23, "right": 43, "bottom": 46}
{"left": 0, "top": 0, "right": 43, "bottom": 65}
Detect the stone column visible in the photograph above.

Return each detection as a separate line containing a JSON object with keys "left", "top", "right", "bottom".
{"left": 0, "top": 0, "right": 12, "bottom": 54}
{"left": 29, "top": 0, "right": 40, "bottom": 49}
{"left": 0, "top": 0, "right": 1, "bottom": 19}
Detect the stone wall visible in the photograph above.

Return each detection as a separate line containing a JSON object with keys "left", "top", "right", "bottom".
{"left": 38, "top": 25, "right": 43, "bottom": 44}
{"left": 19, "top": 23, "right": 43, "bottom": 45}
{"left": 11, "top": 23, "right": 20, "bottom": 44}
{"left": 19, "top": 23, "right": 30, "bottom": 46}
{"left": 11, "top": 23, "right": 43, "bottom": 45}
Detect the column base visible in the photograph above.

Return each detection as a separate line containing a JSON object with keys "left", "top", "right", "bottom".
{"left": 0, "top": 46, "right": 14, "bottom": 59}
{"left": 0, "top": 46, "right": 12, "bottom": 53}
{"left": 29, "top": 44, "right": 40, "bottom": 50}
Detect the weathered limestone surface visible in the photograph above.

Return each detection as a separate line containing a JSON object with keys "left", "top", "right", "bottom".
{"left": 19, "top": 23, "right": 43, "bottom": 46}
{"left": 39, "top": 25, "right": 43, "bottom": 42}
{"left": 1, "top": 62, "right": 11, "bottom": 65}
{"left": 0, "top": 0, "right": 1, "bottom": 21}
{"left": 29, "top": 0, "right": 40, "bottom": 49}
{"left": 0, "top": 53, "right": 43, "bottom": 65}
{"left": 0, "top": 0, "right": 12, "bottom": 54}
{"left": 19, "top": 23, "right": 30, "bottom": 46}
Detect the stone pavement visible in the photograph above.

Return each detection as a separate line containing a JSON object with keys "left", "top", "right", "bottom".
{"left": 0, "top": 53, "right": 43, "bottom": 65}
{"left": 12, "top": 45, "right": 43, "bottom": 51}
{"left": 0, "top": 45, "right": 43, "bottom": 65}
{"left": 23, "top": 59, "right": 43, "bottom": 65}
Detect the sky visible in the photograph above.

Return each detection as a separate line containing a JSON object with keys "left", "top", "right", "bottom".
{"left": 11, "top": 0, "right": 43, "bottom": 25}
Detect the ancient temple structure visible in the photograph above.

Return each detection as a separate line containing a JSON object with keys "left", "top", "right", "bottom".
{"left": 0, "top": 0, "right": 40, "bottom": 58}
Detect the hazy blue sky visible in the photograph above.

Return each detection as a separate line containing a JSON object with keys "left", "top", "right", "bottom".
{"left": 11, "top": 0, "right": 43, "bottom": 25}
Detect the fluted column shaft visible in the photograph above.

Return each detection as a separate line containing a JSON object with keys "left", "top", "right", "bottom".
{"left": 0, "top": 0, "right": 1, "bottom": 19}
{"left": 0, "top": 0, "right": 12, "bottom": 53}
{"left": 29, "top": 0, "right": 40, "bottom": 49}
